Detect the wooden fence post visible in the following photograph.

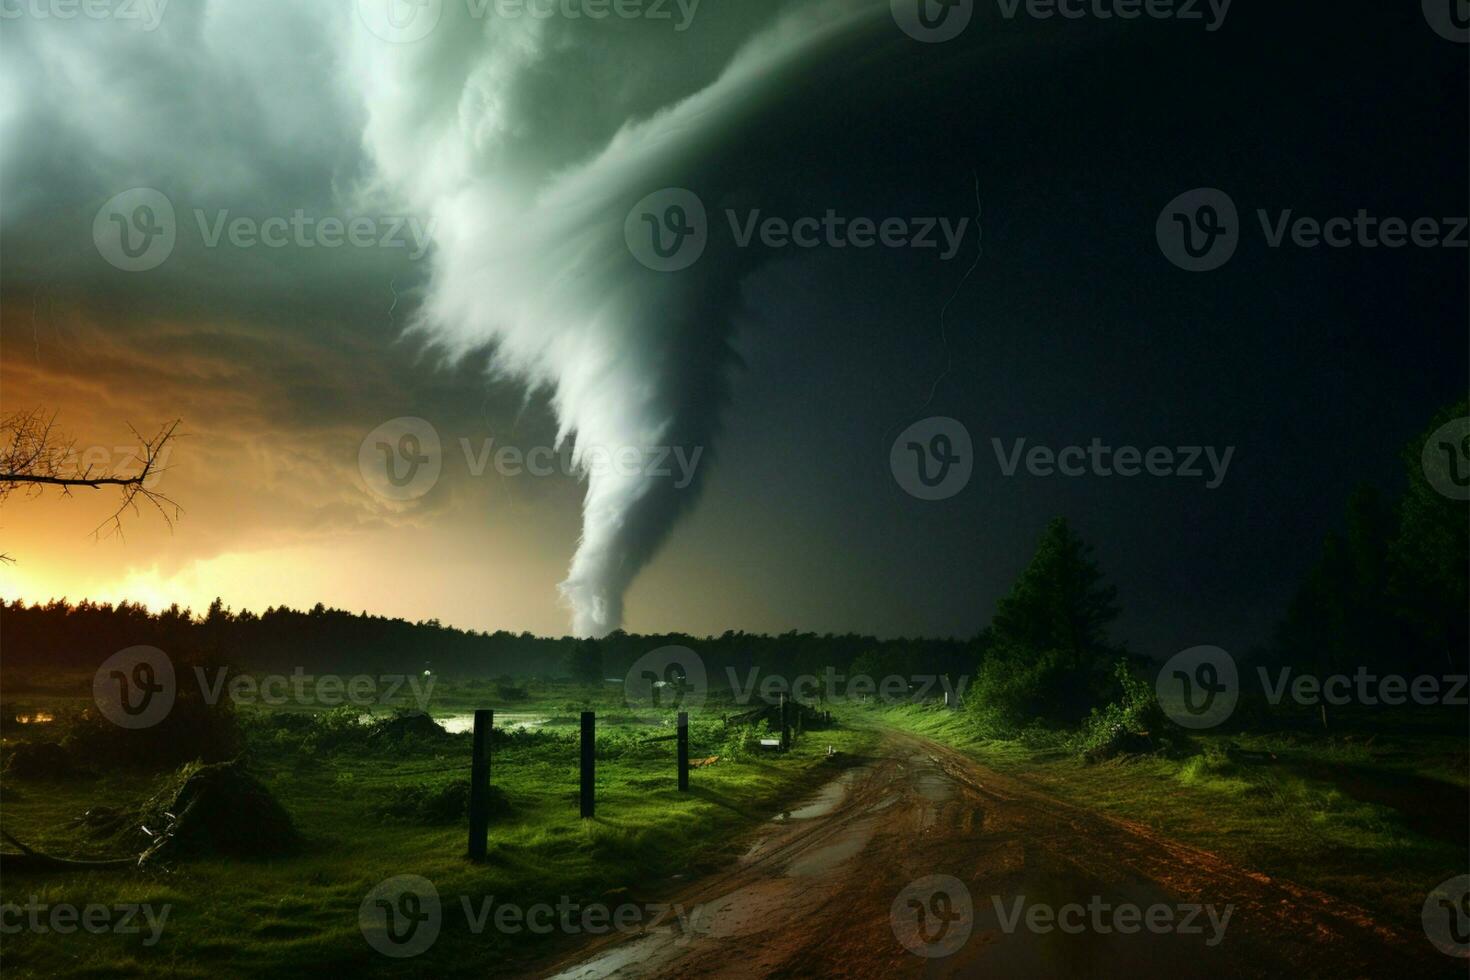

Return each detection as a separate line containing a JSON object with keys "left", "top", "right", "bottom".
{"left": 467, "top": 708, "right": 492, "bottom": 860}
{"left": 677, "top": 711, "right": 689, "bottom": 792}
{"left": 580, "top": 711, "right": 595, "bottom": 818}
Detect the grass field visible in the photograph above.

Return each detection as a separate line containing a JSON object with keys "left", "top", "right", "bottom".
{"left": 5, "top": 675, "right": 1465, "bottom": 975}
{"left": 0, "top": 680, "right": 876, "bottom": 979}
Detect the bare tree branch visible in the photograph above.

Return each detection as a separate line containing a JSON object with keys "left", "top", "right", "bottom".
{"left": 0, "top": 410, "right": 183, "bottom": 553}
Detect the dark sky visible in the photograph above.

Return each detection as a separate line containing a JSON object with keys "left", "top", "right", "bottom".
{"left": 636, "top": 2, "right": 1468, "bottom": 656}
{"left": 2, "top": 1, "right": 1464, "bottom": 658}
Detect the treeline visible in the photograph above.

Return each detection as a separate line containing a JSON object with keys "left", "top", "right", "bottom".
{"left": 0, "top": 597, "right": 973, "bottom": 683}
{"left": 1265, "top": 399, "right": 1468, "bottom": 679}
{"left": 963, "top": 398, "right": 1469, "bottom": 741}
{"left": 4, "top": 401, "right": 1463, "bottom": 710}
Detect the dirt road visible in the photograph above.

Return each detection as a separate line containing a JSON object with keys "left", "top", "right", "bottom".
{"left": 540, "top": 730, "right": 1450, "bottom": 978}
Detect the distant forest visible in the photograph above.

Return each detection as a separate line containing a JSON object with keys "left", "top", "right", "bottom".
{"left": 3, "top": 400, "right": 1463, "bottom": 687}
{"left": 0, "top": 596, "right": 976, "bottom": 683}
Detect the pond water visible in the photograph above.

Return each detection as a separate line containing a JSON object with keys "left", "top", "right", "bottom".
{"left": 435, "top": 712, "right": 550, "bottom": 734}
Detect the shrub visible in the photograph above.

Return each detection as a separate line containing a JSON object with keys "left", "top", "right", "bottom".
{"left": 1075, "top": 661, "right": 1167, "bottom": 760}
{"left": 58, "top": 681, "right": 242, "bottom": 771}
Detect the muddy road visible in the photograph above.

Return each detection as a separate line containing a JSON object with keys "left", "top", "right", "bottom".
{"left": 539, "top": 730, "right": 1448, "bottom": 979}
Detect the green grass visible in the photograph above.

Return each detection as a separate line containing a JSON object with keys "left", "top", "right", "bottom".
{"left": 0, "top": 685, "right": 875, "bottom": 979}
{"left": 859, "top": 700, "right": 1467, "bottom": 937}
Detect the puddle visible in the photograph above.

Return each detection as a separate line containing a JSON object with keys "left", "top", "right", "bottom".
{"left": 774, "top": 779, "right": 846, "bottom": 821}
{"left": 436, "top": 712, "right": 548, "bottom": 734}
{"left": 772, "top": 767, "right": 867, "bottom": 822}
{"left": 545, "top": 932, "right": 668, "bottom": 980}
